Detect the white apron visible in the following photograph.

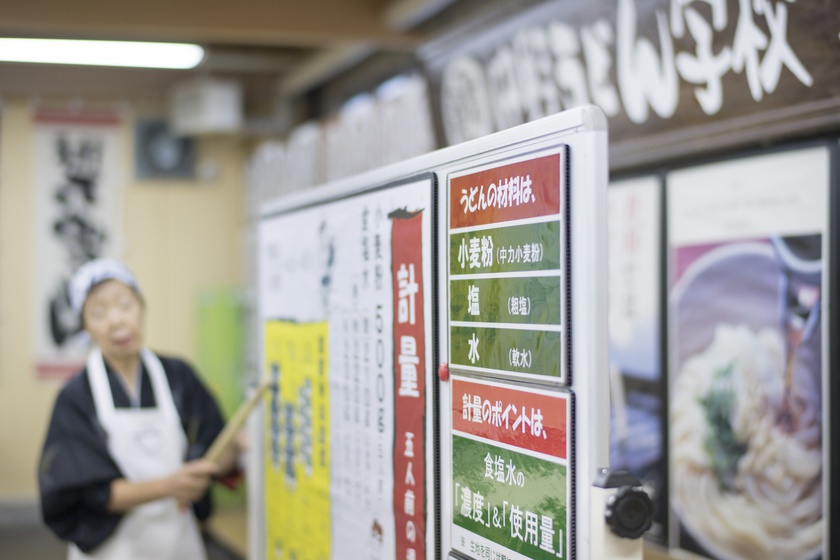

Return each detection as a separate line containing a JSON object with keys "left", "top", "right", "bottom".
{"left": 69, "top": 348, "right": 206, "bottom": 560}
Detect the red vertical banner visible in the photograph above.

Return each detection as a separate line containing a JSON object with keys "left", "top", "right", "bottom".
{"left": 391, "top": 210, "right": 427, "bottom": 560}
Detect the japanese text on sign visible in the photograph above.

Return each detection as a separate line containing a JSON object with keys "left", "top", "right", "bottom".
{"left": 449, "top": 154, "right": 561, "bottom": 229}
{"left": 453, "top": 378, "right": 569, "bottom": 460}
{"left": 399, "top": 335, "right": 420, "bottom": 398}
{"left": 459, "top": 175, "right": 537, "bottom": 214}
{"left": 462, "top": 393, "right": 548, "bottom": 440}
{"left": 455, "top": 483, "right": 564, "bottom": 555}
{"left": 451, "top": 379, "right": 572, "bottom": 560}
{"left": 457, "top": 235, "right": 546, "bottom": 271}
{"left": 449, "top": 152, "right": 567, "bottom": 382}
{"left": 450, "top": 326, "right": 562, "bottom": 379}
{"left": 391, "top": 209, "right": 427, "bottom": 560}
{"left": 398, "top": 263, "right": 418, "bottom": 325}
{"left": 440, "top": 0, "right": 816, "bottom": 145}
{"left": 449, "top": 221, "right": 561, "bottom": 276}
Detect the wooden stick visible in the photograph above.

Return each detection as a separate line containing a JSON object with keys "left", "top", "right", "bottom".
{"left": 203, "top": 378, "right": 275, "bottom": 465}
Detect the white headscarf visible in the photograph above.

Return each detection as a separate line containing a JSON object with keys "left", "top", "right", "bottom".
{"left": 69, "top": 258, "right": 141, "bottom": 316}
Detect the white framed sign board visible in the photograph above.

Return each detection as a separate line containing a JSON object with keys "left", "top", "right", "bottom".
{"left": 250, "top": 106, "right": 611, "bottom": 560}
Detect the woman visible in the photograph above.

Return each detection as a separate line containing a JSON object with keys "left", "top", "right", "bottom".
{"left": 38, "top": 259, "right": 241, "bottom": 559}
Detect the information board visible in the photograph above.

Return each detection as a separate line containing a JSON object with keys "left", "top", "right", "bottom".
{"left": 252, "top": 106, "right": 609, "bottom": 560}
{"left": 447, "top": 152, "right": 569, "bottom": 384}
{"left": 443, "top": 146, "right": 582, "bottom": 560}
{"left": 450, "top": 377, "right": 572, "bottom": 560}
{"left": 436, "top": 110, "right": 608, "bottom": 560}
{"left": 258, "top": 176, "right": 435, "bottom": 560}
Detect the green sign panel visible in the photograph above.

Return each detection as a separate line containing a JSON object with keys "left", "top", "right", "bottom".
{"left": 452, "top": 435, "right": 568, "bottom": 560}
{"left": 448, "top": 150, "right": 573, "bottom": 560}
{"left": 449, "top": 221, "right": 562, "bottom": 276}
{"left": 449, "top": 151, "right": 568, "bottom": 375}
{"left": 450, "top": 326, "right": 562, "bottom": 378}
{"left": 450, "top": 276, "right": 561, "bottom": 325}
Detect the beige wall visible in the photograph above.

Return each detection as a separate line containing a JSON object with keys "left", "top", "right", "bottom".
{"left": 0, "top": 97, "right": 246, "bottom": 501}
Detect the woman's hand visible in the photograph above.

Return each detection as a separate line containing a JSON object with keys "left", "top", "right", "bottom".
{"left": 107, "top": 460, "right": 220, "bottom": 513}
{"left": 165, "top": 460, "right": 219, "bottom": 509}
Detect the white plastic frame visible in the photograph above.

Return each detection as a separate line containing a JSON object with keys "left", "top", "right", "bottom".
{"left": 250, "top": 105, "right": 609, "bottom": 560}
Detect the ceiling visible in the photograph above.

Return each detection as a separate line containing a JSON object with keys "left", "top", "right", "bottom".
{"left": 0, "top": 0, "right": 504, "bottom": 126}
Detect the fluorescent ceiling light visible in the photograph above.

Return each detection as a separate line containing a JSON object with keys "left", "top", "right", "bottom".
{"left": 0, "top": 38, "right": 204, "bottom": 69}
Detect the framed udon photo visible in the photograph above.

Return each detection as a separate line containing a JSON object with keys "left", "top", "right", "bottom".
{"left": 666, "top": 144, "right": 834, "bottom": 560}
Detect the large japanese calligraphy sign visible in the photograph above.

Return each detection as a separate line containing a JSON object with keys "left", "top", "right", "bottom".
{"left": 450, "top": 377, "right": 573, "bottom": 560}
{"left": 258, "top": 176, "right": 434, "bottom": 560}
{"left": 447, "top": 151, "right": 569, "bottom": 384}
{"left": 422, "top": 0, "right": 840, "bottom": 169}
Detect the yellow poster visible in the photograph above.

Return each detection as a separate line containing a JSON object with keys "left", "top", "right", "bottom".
{"left": 264, "top": 320, "right": 330, "bottom": 560}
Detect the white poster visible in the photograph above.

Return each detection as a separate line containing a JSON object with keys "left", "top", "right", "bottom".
{"left": 667, "top": 146, "right": 830, "bottom": 560}
{"left": 259, "top": 177, "right": 434, "bottom": 560}
{"left": 32, "top": 111, "right": 123, "bottom": 380}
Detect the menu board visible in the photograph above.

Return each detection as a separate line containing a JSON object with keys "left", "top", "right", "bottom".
{"left": 447, "top": 151, "right": 569, "bottom": 384}
{"left": 259, "top": 176, "right": 434, "bottom": 560}
{"left": 446, "top": 148, "right": 575, "bottom": 560}
{"left": 667, "top": 146, "right": 830, "bottom": 560}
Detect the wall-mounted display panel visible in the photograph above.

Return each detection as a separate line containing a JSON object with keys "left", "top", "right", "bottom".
{"left": 252, "top": 106, "right": 610, "bottom": 560}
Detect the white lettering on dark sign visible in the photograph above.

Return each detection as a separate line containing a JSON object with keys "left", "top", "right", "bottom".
{"left": 440, "top": 0, "right": 813, "bottom": 144}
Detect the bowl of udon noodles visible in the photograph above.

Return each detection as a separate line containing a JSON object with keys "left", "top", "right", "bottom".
{"left": 670, "top": 241, "right": 823, "bottom": 560}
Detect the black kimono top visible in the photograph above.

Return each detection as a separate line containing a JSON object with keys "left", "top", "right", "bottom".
{"left": 38, "top": 354, "right": 226, "bottom": 553}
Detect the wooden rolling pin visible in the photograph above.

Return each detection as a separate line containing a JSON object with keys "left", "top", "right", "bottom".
{"left": 203, "top": 378, "right": 275, "bottom": 465}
